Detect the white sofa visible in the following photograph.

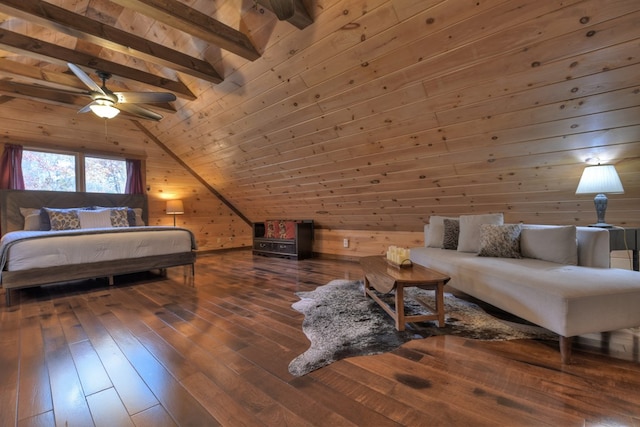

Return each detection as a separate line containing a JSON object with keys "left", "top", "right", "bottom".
{"left": 410, "top": 219, "right": 640, "bottom": 363}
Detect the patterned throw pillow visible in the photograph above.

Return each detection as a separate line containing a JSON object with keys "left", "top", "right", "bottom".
{"left": 45, "top": 208, "right": 80, "bottom": 231}
{"left": 109, "top": 208, "right": 130, "bottom": 227}
{"left": 442, "top": 218, "right": 459, "bottom": 250}
{"left": 477, "top": 223, "right": 522, "bottom": 258}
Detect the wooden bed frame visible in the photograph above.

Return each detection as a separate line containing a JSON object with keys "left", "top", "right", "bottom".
{"left": 0, "top": 190, "right": 196, "bottom": 306}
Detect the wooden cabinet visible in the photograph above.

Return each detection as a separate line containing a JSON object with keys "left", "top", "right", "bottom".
{"left": 252, "top": 220, "right": 314, "bottom": 260}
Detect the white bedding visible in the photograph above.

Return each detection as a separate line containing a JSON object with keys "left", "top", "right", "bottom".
{"left": 1, "top": 227, "right": 195, "bottom": 272}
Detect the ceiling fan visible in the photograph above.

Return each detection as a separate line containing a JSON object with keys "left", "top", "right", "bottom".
{"left": 68, "top": 63, "right": 176, "bottom": 121}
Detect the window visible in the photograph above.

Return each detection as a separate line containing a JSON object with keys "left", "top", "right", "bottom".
{"left": 22, "top": 150, "right": 76, "bottom": 191}
{"left": 85, "top": 156, "right": 127, "bottom": 193}
{"left": 22, "top": 149, "right": 128, "bottom": 194}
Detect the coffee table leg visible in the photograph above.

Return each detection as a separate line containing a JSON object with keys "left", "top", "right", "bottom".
{"left": 395, "top": 285, "right": 405, "bottom": 331}
{"left": 363, "top": 275, "right": 370, "bottom": 297}
{"left": 436, "top": 281, "right": 445, "bottom": 327}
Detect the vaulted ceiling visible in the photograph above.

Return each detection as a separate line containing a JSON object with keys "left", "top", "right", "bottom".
{"left": 0, "top": 0, "right": 638, "bottom": 231}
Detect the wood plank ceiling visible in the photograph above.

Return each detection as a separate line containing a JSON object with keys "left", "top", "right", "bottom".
{"left": 0, "top": 0, "right": 638, "bottom": 232}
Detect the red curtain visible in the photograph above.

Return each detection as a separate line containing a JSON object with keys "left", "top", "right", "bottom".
{"left": 0, "top": 144, "right": 25, "bottom": 190}
{"left": 125, "top": 158, "right": 144, "bottom": 194}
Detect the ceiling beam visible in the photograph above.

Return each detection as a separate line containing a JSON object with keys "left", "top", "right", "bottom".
{"left": 0, "top": 28, "right": 196, "bottom": 100}
{"left": 109, "top": 0, "right": 260, "bottom": 61}
{"left": 0, "top": 80, "right": 87, "bottom": 108}
{"left": 0, "top": 59, "right": 176, "bottom": 113}
{"left": 257, "top": 0, "right": 313, "bottom": 29}
{"left": 0, "top": 0, "right": 223, "bottom": 84}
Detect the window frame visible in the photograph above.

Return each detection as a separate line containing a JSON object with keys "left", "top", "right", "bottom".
{"left": 21, "top": 146, "right": 144, "bottom": 194}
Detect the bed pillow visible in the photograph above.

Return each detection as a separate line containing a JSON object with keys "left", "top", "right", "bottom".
{"left": 109, "top": 208, "right": 130, "bottom": 227}
{"left": 457, "top": 213, "right": 504, "bottom": 253}
{"left": 426, "top": 216, "right": 458, "bottom": 248}
{"left": 520, "top": 226, "right": 578, "bottom": 265}
{"left": 477, "top": 223, "right": 522, "bottom": 258}
{"left": 132, "top": 208, "right": 145, "bottom": 226}
{"left": 441, "top": 218, "right": 459, "bottom": 250}
{"left": 78, "top": 209, "right": 113, "bottom": 229}
{"left": 20, "top": 208, "right": 42, "bottom": 231}
{"left": 44, "top": 208, "right": 80, "bottom": 231}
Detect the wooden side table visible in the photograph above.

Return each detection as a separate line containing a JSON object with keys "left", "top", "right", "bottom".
{"left": 360, "top": 256, "right": 450, "bottom": 331}
{"left": 607, "top": 227, "right": 639, "bottom": 271}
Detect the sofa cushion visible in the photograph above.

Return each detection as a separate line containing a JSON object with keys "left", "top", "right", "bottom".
{"left": 457, "top": 213, "right": 504, "bottom": 253}
{"left": 426, "top": 216, "right": 457, "bottom": 248}
{"left": 521, "top": 225, "right": 577, "bottom": 265}
{"left": 478, "top": 223, "right": 522, "bottom": 258}
{"left": 442, "top": 218, "right": 460, "bottom": 250}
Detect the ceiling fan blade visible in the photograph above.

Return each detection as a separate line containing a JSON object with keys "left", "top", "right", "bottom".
{"left": 67, "top": 63, "right": 105, "bottom": 95}
{"left": 269, "top": 0, "right": 295, "bottom": 19}
{"left": 114, "top": 91, "right": 177, "bottom": 104}
{"left": 116, "top": 103, "right": 163, "bottom": 121}
{"left": 78, "top": 101, "right": 97, "bottom": 114}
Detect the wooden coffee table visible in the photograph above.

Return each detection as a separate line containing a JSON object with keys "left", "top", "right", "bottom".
{"left": 360, "top": 256, "right": 450, "bottom": 331}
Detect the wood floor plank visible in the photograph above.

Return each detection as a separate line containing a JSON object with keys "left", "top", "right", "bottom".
{"left": 68, "top": 339, "right": 112, "bottom": 397}
{"left": 0, "top": 308, "right": 20, "bottom": 427}
{"left": 130, "top": 405, "right": 177, "bottom": 427}
{"left": 39, "top": 308, "right": 95, "bottom": 427}
{"left": 2, "top": 251, "right": 640, "bottom": 426}
{"left": 71, "top": 301, "right": 159, "bottom": 416}
{"left": 86, "top": 388, "right": 135, "bottom": 427}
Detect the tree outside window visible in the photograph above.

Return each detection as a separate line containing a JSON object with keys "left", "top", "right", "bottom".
{"left": 22, "top": 149, "right": 127, "bottom": 194}
{"left": 85, "top": 156, "right": 126, "bottom": 193}
{"left": 22, "top": 150, "right": 76, "bottom": 191}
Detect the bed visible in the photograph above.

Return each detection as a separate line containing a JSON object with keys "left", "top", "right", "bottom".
{"left": 0, "top": 189, "right": 197, "bottom": 306}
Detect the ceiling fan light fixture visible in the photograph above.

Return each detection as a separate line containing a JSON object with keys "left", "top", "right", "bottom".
{"left": 90, "top": 100, "right": 119, "bottom": 119}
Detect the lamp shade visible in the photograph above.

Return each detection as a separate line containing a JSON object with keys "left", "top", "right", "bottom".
{"left": 575, "top": 165, "right": 624, "bottom": 195}
{"left": 166, "top": 199, "right": 184, "bottom": 215}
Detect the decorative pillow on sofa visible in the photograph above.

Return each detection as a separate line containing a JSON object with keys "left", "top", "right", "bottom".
{"left": 478, "top": 223, "right": 522, "bottom": 258}
{"left": 457, "top": 213, "right": 504, "bottom": 253}
{"left": 44, "top": 208, "right": 80, "bottom": 231}
{"left": 442, "top": 218, "right": 459, "bottom": 250}
{"left": 520, "top": 225, "right": 578, "bottom": 265}
{"left": 426, "top": 215, "right": 458, "bottom": 248}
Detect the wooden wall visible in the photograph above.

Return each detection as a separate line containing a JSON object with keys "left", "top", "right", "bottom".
{"left": 0, "top": 0, "right": 638, "bottom": 263}
{"left": 0, "top": 98, "right": 252, "bottom": 252}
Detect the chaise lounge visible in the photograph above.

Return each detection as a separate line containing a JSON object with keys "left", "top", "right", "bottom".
{"left": 410, "top": 214, "right": 640, "bottom": 363}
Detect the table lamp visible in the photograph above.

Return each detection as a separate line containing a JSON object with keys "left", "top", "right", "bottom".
{"left": 166, "top": 199, "right": 184, "bottom": 226}
{"left": 575, "top": 164, "right": 624, "bottom": 228}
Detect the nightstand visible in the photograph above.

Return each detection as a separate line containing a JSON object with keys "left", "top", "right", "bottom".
{"left": 607, "top": 227, "right": 639, "bottom": 271}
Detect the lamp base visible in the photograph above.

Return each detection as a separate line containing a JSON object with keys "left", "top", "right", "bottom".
{"left": 588, "top": 223, "right": 614, "bottom": 228}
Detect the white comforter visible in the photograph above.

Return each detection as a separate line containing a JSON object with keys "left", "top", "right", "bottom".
{"left": 0, "top": 226, "right": 196, "bottom": 273}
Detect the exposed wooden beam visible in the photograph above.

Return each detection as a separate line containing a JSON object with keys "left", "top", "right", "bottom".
{"left": 109, "top": 0, "right": 260, "bottom": 61}
{"left": 0, "top": 28, "right": 196, "bottom": 100}
{"left": 0, "top": 59, "right": 176, "bottom": 113}
{"left": 257, "top": 0, "right": 313, "bottom": 29}
{"left": 0, "top": 80, "right": 87, "bottom": 107}
{"left": 0, "top": 0, "right": 222, "bottom": 84}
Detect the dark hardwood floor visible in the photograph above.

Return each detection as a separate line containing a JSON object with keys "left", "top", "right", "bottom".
{"left": 1, "top": 250, "right": 639, "bottom": 426}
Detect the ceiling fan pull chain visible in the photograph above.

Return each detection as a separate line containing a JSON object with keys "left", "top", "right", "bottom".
{"left": 104, "top": 118, "right": 108, "bottom": 141}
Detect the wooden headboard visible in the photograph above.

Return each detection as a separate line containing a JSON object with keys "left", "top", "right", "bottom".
{"left": 0, "top": 190, "right": 148, "bottom": 236}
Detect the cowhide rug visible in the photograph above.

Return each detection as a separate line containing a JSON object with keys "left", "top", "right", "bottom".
{"left": 288, "top": 279, "right": 557, "bottom": 376}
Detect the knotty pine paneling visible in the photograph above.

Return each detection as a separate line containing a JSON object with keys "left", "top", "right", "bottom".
{"left": 0, "top": 0, "right": 638, "bottom": 258}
